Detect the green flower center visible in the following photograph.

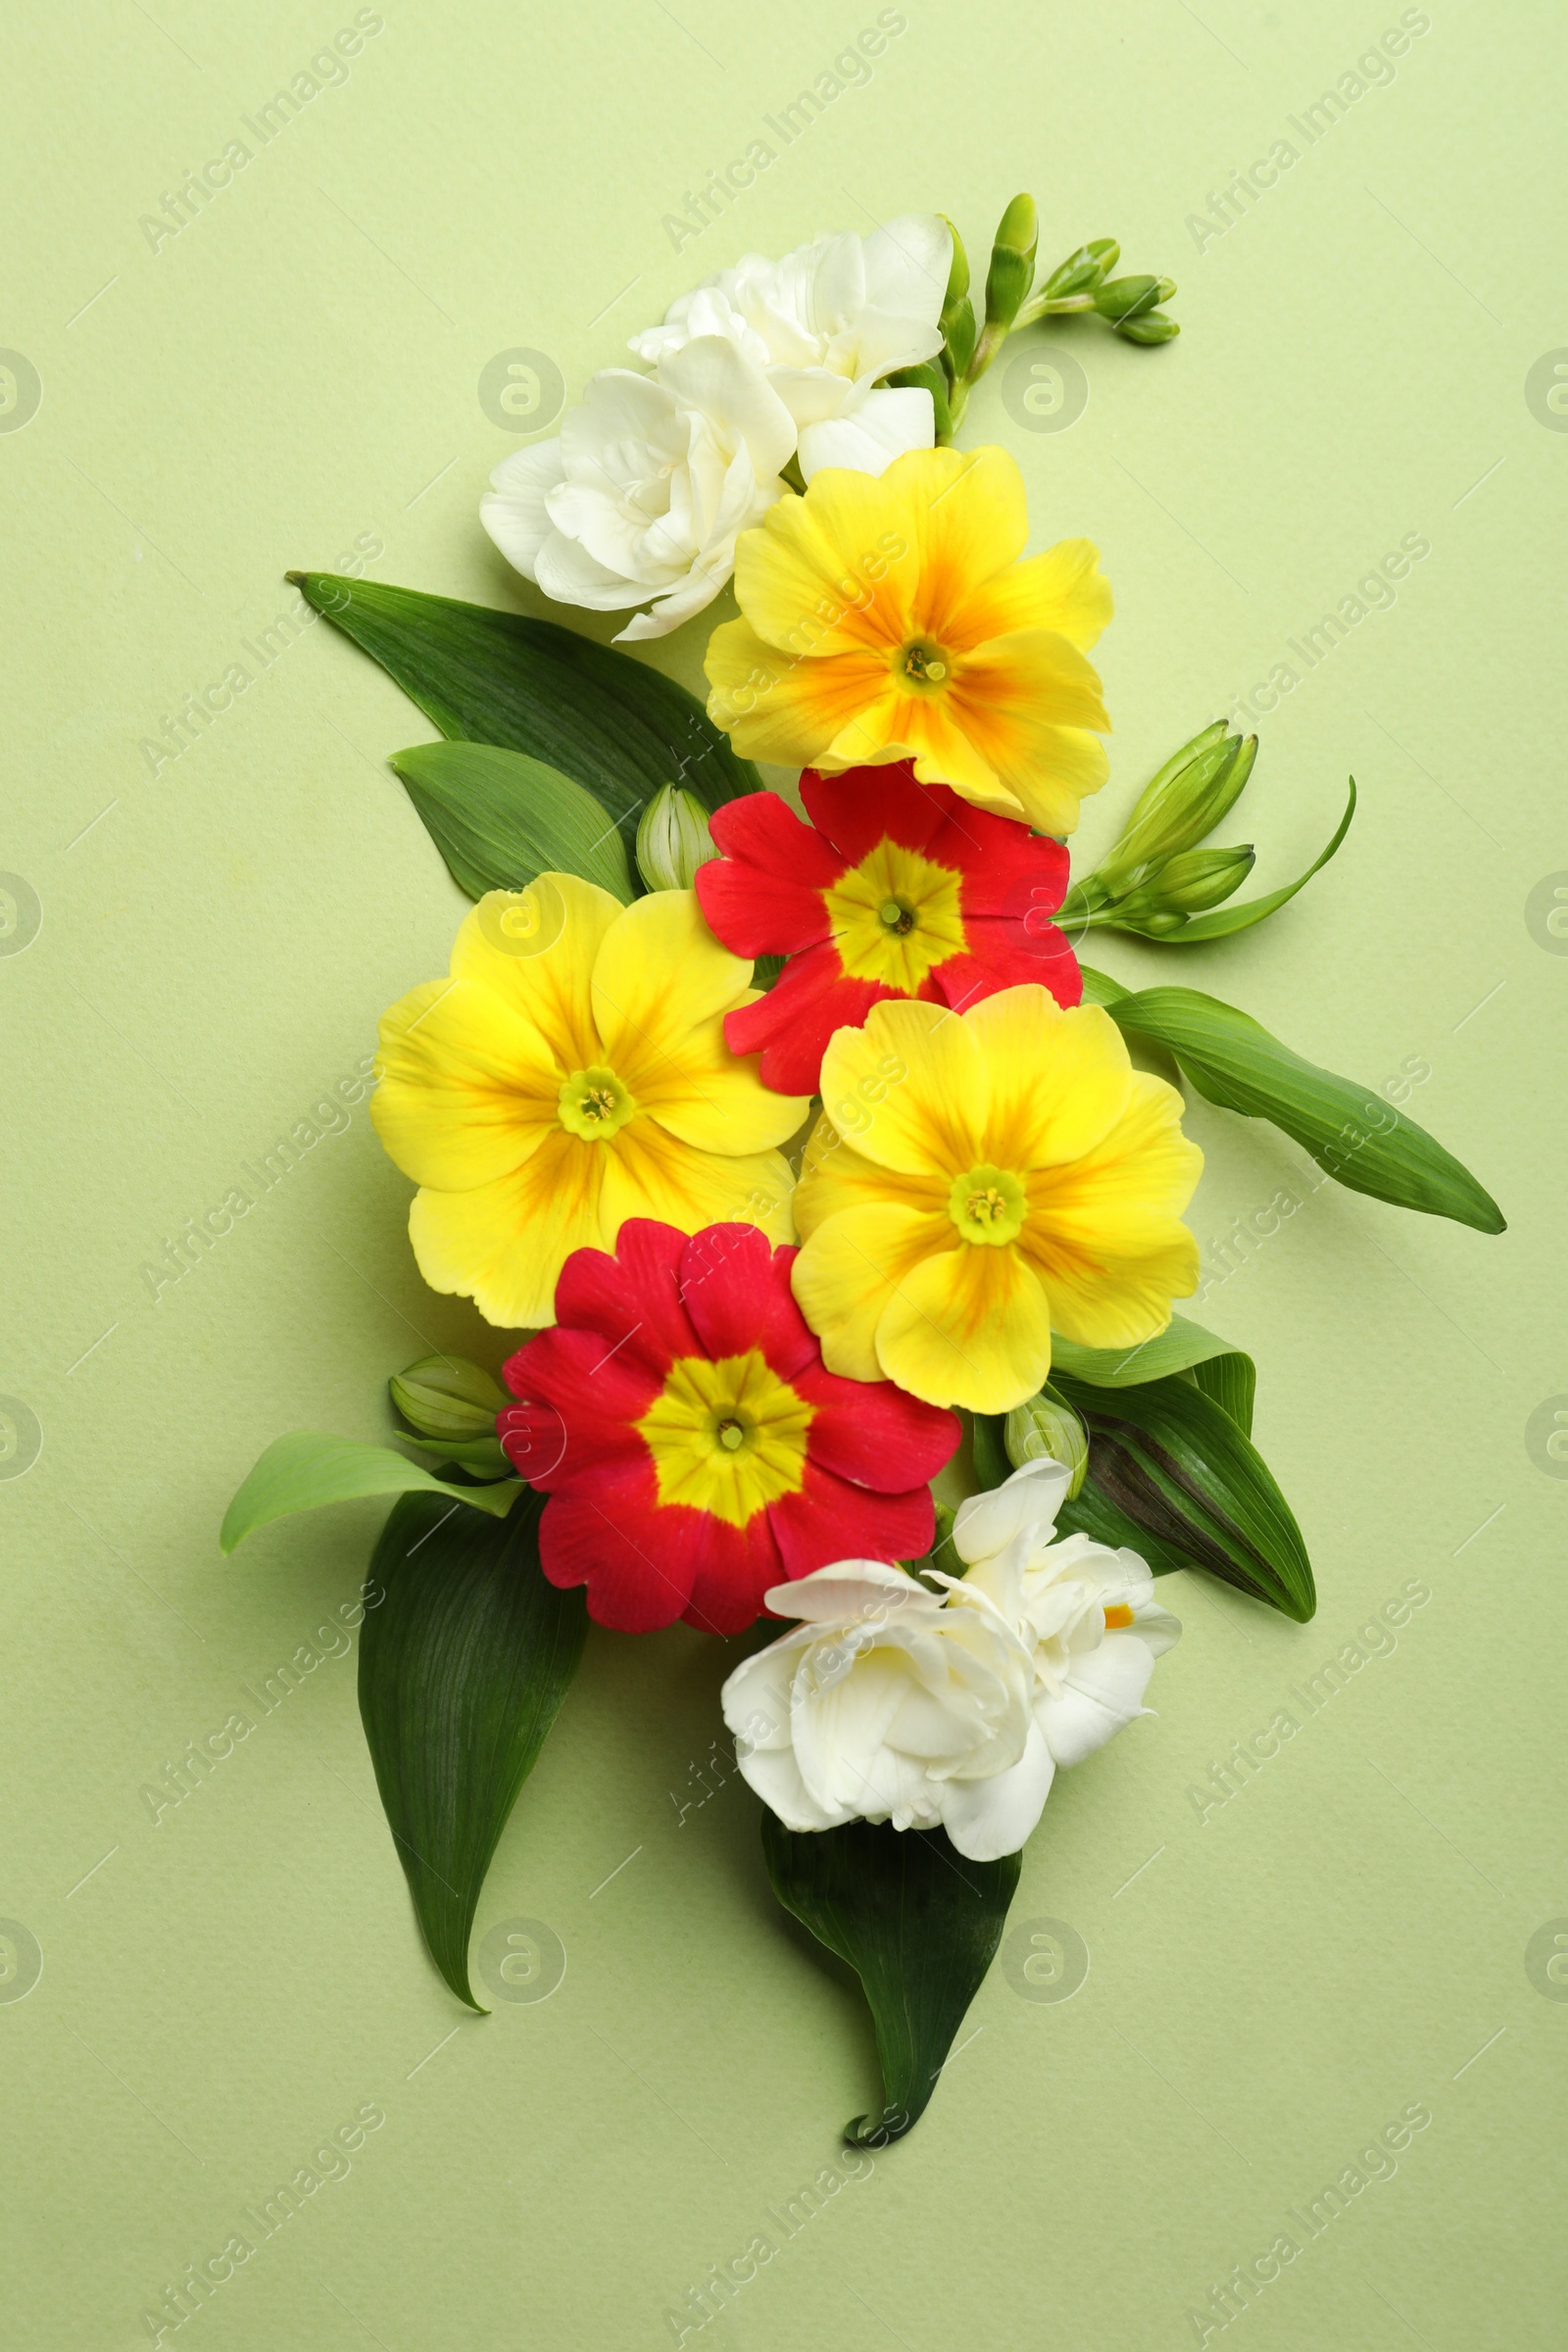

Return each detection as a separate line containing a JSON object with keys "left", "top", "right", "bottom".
{"left": 558, "top": 1064, "right": 635, "bottom": 1142}
{"left": 900, "top": 639, "right": 950, "bottom": 690}
{"left": 949, "top": 1162, "right": 1027, "bottom": 1247}
{"left": 878, "top": 896, "right": 917, "bottom": 936}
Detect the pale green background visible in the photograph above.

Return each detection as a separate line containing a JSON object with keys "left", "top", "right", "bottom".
{"left": 3, "top": 2, "right": 1564, "bottom": 2344}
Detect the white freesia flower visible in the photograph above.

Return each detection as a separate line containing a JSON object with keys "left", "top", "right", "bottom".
{"left": 479, "top": 337, "right": 795, "bottom": 641}
{"left": 720, "top": 1561, "right": 1042, "bottom": 1863}
{"left": 720, "top": 1461, "right": 1179, "bottom": 1864}
{"left": 950, "top": 1459, "right": 1182, "bottom": 1804}
{"left": 629, "top": 214, "right": 952, "bottom": 480}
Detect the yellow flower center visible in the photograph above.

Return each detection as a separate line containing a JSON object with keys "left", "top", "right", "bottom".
{"left": 557, "top": 1063, "right": 635, "bottom": 1142}
{"left": 900, "top": 639, "right": 950, "bottom": 690}
{"left": 823, "top": 836, "right": 967, "bottom": 992}
{"left": 636, "top": 1349, "right": 815, "bottom": 1527}
{"left": 1103, "top": 1603, "right": 1135, "bottom": 1629}
{"left": 948, "top": 1162, "right": 1027, "bottom": 1247}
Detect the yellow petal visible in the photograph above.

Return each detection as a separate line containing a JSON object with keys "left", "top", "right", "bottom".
{"left": 901, "top": 445, "right": 1030, "bottom": 643}
{"left": 874, "top": 1242, "right": 1054, "bottom": 1413}
{"left": 730, "top": 467, "right": 915, "bottom": 657}
{"left": 371, "top": 974, "right": 561, "bottom": 1190}
{"left": 408, "top": 1126, "right": 608, "bottom": 1329}
{"left": 790, "top": 1200, "right": 954, "bottom": 1383}
{"left": 1021, "top": 1074, "right": 1203, "bottom": 1346}
{"left": 451, "top": 873, "right": 621, "bottom": 1074}
{"left": 818, "top": 998, "right": 986, "bottom": 1178}
{"left": 960, "top": 537, "right": 1112, "bottom": 653}
{"left": 944, "top": 632, "right": 1109, "bottom": 834}
{"left": 795, "top": 1119, "right": 949, "bottom": 1238}
{"left": 705, "top": 620, "right": 894, "bottom": 768}
{"left": 965, "top": 992, "right": 1133, "bottom": 1172}
{"left": 597, "top": 1117, "right": 797, "bottom": 1247}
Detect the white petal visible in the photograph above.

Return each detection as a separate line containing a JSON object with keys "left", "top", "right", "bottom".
{"left": 860, "top": 213, "right": 953, "bottom": 330}
{"left": 658, "top": 335, "right": 798, "bottom": 478}
{"left": 737, "top": 1740, "right": 851, "bottom": 1832}
{"left": 760, "top": 1561, "right": 934, "bottom": 1624}
{"left": 479, "top": 441, "right": 566, "bottom": 580}
{"left": 531, "top": 530, "right": 649, "bottom": 611}
{"left": 939, "top": 1719, "right": 1055, "bottom": 1862}
{"left": 1037, "top": 1632, "right": 1159, "bottom": 1767}
{"left": 796, "top": 387, "right": 934, "bottom": 482}
{"left": 953, "top": 1460, "right": 1070, "bottom": 1570}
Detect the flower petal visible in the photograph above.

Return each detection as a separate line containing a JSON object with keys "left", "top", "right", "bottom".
{"left": 874, "top": 1241, "right": 1054, "bottom": 1413}
{"left": 723, "top": 945, "right": 891, "bottom": 1099}
{"left": 817, "top": 997, "right": 986, "bottom": 1177}
{"left": 480, "top": 441, "right": 566, "bottom": 581}
{"left": 965, "top": 991, "right": 1133, "bottom": 1172}
{"left": 700, "top": 795, "right": 845, "bottom": 956}
{"left": 371, "top": 975, "right": 560, "bottom": 1190}
{"left": 1037, "top": 1632, "right": 1158, "bottom": 1766}
{"left": 676, "top": 1226, "right": 816, "bottom": 1376}
{"left": 407, "top": 1126, "right": 607, "bottom": 1329}
{"left": 452, "top": 874, "right": 621, "bottom": 1075}
{"left": 1022, "top": 1072, "right": 1202, "bottom": 1346}
{"left": 535, "top": 1218, "right": 699, "bottom": 1376}
{"left": 705, "top": 621, "right": 896, "bottom": 768}
{"left": 538, "top": 1461, "right": 698, "bottom": 1631}
{"left": 960, "top": 537, "right": 1112, "bottom": 653}
{"left": 791, "top": 1201, "right": 953, "bottom": 1383}
{"left": 768, "top": 1463, "right": 936, "bottom": 1576}
{"left": 938, "top": 1717, "right": 1055, "bottom": 1862}
{"left": 903, "top": 444, "right": 1031, "bottom": 632}
{"left": 792, "top": 1361, "right": 959, "bottom": 1494}
{"left": 797, "top": 385, "right": 935, "bottom": 482}
{"left": 729, "top": 464, "right": 916, "bottom": 657}
{"left": 597, "top": 1118, "right": 797, "bottom": 1246}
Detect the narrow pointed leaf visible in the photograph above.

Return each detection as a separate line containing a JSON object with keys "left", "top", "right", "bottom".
{"left": 388, "top": 741, "right": 635, "bottom": 903}
{"left": 1078, "top": 966, "right": 1504, "bottom": 1234}
{"left": 220, "top": 1432, "right": 520, "bottom": 1555}
{"left": 1049, "top": 1370, "right": 1315, "bottom": 1620}
{"left": 288, "top": 572, "right": 760, "bottom": 824}
{"left": 359, "top": 1490, "right": 587, "bottom": 2008}
{"left": 761, "top": 1814, "right": 1019, "bottom": 2146}
{"left": 1149, "top": 776, "right": 1356, "bottom": 941}
{"left": 1051, "top": 1312, "right": 1247, "bottom": 1392}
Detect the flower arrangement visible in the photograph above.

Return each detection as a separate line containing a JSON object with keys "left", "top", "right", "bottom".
{"left": 224, "top": 196, "right": 1502, "bottom": 2146}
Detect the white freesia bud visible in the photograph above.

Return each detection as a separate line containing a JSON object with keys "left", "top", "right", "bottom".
{"left": 635, "top": 784, "right": 716, "bottom": 892}
{"left": 630, "top": 215, "right": 952, "bottom": 481}
{"left": 721, "top": 1465, "right": 1180, "bottom": 1863}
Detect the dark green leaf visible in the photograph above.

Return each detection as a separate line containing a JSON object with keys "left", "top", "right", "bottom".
{"left": 761, "top": 1814, "right": 1019, "bottom": 2147}
{"left": 1079, "top": 969, "right": 1505, "bottom": 1235}
{"left": 289, "top": 572, "right": 759, "bottom": 825}
{"left": 220, "top": 1432, "right": 520, "bottom": 1554}
{"left": 358, "top": 1490, "right": 587, "bottom": 2008}
{"left": 389, "top": 741, "right": 635, "bottom": 903}
{"left": 1050, "top": 1370, "right": 1315, "bottom": 1620}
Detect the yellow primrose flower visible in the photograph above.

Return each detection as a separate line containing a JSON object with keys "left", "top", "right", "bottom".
{"left": 371, "top": 875, "right": 808, "bottom": 1328}
{"left": 705, "top": 444, "right": 1112, "bottom": 834}
{"left": 790, "top": 989, "right": 1201, "bottom": 1414}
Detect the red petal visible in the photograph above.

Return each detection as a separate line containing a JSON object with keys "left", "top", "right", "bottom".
{"left": 768, "top": 1465, "right": 936, "bottom": 1582}
{"left": 683, "top": 1508, "right": 787, "bottom": 1636}
{"left": 538, "top": 1459, "right": 698, "bottom": 1632}
{"left": 497, "top": 1325, "right": 659, "bottom": 1490}
{"left": 934, "top": 937, "right": 1083, "bottom": 1012}
{"left": 699, "top": 796, "right": 844, "bottom": 956}
{"left": 795, "top": 1363, "right": 960, "bottom": 1491}
{"left": 800, "top": 762, "right": 950, "bottom": 863}
{"left": 723, "top": 944, "right": 890, "bottom": 1097}
{"left": 526, "top": 1219, "right": 698, "bottom": 1379}
{"left": 677, "top": 1227, "right": 816, "bottom": 1377}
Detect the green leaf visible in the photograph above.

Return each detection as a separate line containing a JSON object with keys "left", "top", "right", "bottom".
{"left": 1049, "top": 1370, "right": 1315, "bottom": 1620}
{"left": 761, "top": 1814, "right": 1020, "bottom": 2147}
{"left": 1051, "top": 1311, "right": 1246, "bottom": 1391}
{"left": 220, "top": 1433, "right": 520, "bottom": 1555}
{"left": 1088, "top": 976, "right": 1504, "bottom": 1235}
{"left": 288, "top": 572, "right": 760, "bottom": 826}
{"left": 1123, "top": 777, "right": 1356, "bottom": 943}
{"left": 359, "top": 1490, "right": 587, "bottom": 2008}
{"left": 402, "top": 1432, "right": 514, "bottom": 1479}
{"left": 387, "top": 741, "right": 635, "bottom": 903}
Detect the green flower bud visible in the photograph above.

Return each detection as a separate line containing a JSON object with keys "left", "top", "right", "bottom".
{"left": 635, "top": 783, "right": 717, "bottom": 892}
{"left": 941, "top": 292, "right": 977, "bottom": 380}
{"left": 1115, "top": 846, "right": 1256, "bottom": 925}
{"left": 1094, "top": 274, "right": 1165, "bottom": 324}
{"left": 1004, "top": 1384, "right": 1089, "bottom": 1498}
{"left": 1115, "top": 310, "right": 1180, "bottom": 346}
{"left": 984, "top": 192, "right": 1039, "bottom": 331}
{"left": 939, "top": 215, "right": 969, "bottom": 306}
{"left": 391, "top": 1354, "right": 507, "bottom": 1442}
{"left": 1039, "top": 237, "right": 1119, "bottom": 303}
{"left": 1092, "top": 727, "right": 1256, "bottom": 897}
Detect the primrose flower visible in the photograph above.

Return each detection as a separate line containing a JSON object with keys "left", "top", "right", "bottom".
{"left": 371, "top": 876, "right": 807, "bottom": 1328}
{"left": 790, "top": 990, "right": 1201, "bottom": 1414}
{"left": 695, "top": 760, "right": 1079, "bottom": 1096}
{"left": 498, "top": 1220, "right": 958, "bottom": 1634}
{"left": 705, "top": 444, "right": 1113, "bottom": 834}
